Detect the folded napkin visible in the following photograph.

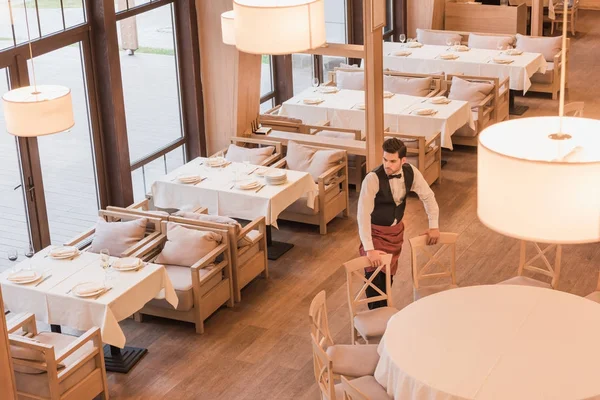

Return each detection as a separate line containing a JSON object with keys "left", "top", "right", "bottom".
{"left": 303, "top": 97, "right": 324, "bottom": 105}
{"left": 354, "top": 103, "right": 366, "bottom": 110}
{"left": 74, "top": 282, "right": 105, "bottom": 295}
{"left": 50, "top": 246, "right": 78, "bottom": 257}
{"left": 207, "top": 157, "right": 226, "bottom": 166}
{"left": 8, "top": 271, "right": 38, "bottom": 282}
{"left": 178, "top": 174, "right": 202, "bottom": 183}
{"left": 430, "top": 96, "right": 451, "bottom": 104}
{"left": 412, "top": 108, "right": 437, "bottom": 116}
{"left": 393, "top": 51, "right": 412, "bottom": 57}
{"left": 318, "top": 87, "right": 339, "bottom": 94}
{"left": 383, "top": 91, "right": 395, "bottom": 98}
{"left": 407, "top": 42, "right": 423, "bottom": 48}
{"left": 504, "top": 49, "right": 523, "bottom": 56}
{"left": 493, "top": 57, "right": 514, "bottom": 64}
{"left": 439, "top": 53, "right": 458, "bottom": 60}
{"left": 453, "top": 45, "right": 470, "bottom": 52}
{"left": 112, "top": 257, "right": 141, "bottom": 270}
{"left": 236, "top": 179, "right": 260, "bottom": 189}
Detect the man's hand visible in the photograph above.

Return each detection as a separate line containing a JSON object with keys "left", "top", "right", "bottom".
{"left": 423, "top": 228, "right": 440, "bottom": 245}
{"left": 366, "top": 250, "right": 387, "bottom": 267}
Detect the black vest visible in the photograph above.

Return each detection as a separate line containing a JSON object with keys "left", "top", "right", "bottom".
{"left": 371, "top": 164, "right": 414, "bottom": 226}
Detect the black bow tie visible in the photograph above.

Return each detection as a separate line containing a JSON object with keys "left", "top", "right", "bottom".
{"left": 388, "top": 174, "right": 402, "bottom": 179}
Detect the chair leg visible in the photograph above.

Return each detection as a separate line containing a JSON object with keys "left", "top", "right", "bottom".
{"left": 133, "top": 312, "right": 143, "bottom": 323}
{"left": 551, "top": 21, "right": 555, "bottom": 35}
{"left": 195, "top": 319, "right": 205, "bottom": 334}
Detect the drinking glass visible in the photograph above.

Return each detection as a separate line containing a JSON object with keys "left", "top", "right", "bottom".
{"left": 100, "top": 249, "right": 110, "bottom": 269}
{"left": 399, "top": 34, "right": 406, "bottom": 44}
{"left": 497, "top": 41, "right": 505, "bottom": 52}
{"left": 25, "top": 244, "right": 34, "bottom": 259}
{"left": 454, "top": 40, "right": 461, "bottom": 47}
{"left": 446, "top": 38, "right": 453, "bottom": 49}
{"left": 7, "top": 249, "right": 18, "bottom": 262}
{"left": 311, "top": 77, "right": 320, "bottom": 91}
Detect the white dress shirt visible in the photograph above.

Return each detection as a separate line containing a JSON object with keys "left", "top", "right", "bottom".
{"left": 358, "top": 163, "right": 439, "bottom": 252}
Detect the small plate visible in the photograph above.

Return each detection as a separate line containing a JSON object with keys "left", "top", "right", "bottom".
{"left": 112, "top": 257, "right": 142, "bottom": 271}
{"left": 439, "top": 53, "right": 459, "bottom": 60}
{"left": 318, "top": 87, "right": 339, "bottom": 94}
{"left": 303, "top": 97, "right": 324, "bottom": 105}
{"left": 429, "top": 96, "right": 451, "bottom": 105}
{"left": 383, "top": 91, "right": 395, "bottom": 98}
{"left": 412, "top": 108, "right": 437, "bottom": 116}
{"left": 207, "top": 157, "right": 227, "bottom": 167}
{"left": 236, "top": 179, "right": 260, "bottom": 190}
{"left": 493, "top": 58, "right": 514, "bottom": 64}
{"left": 504, "top": 49, "right": 523, "bottom": 56}
{"left": 7, "top": 271, "right": 42, "bottom": 284}
{"left": 72, "top": 282, "right": 106, "bottom": 297}
{"left": 393, "top": 51, "right": 412, "bottom": 57}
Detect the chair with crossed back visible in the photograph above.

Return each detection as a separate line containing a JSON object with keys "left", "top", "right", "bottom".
{"left": 498, "top": 241, "right": 561, "bottom": 289}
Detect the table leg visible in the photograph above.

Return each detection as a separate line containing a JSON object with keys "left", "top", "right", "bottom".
{"left": 50, "top": 324, "right": 61, "bottom": 333}
{"left": 509, "top": 90, "right": 529, "bottom": 116}
{"left": 103, "top": 344, "right": 148, "bottom": 373}
{"left": 266, "top": 225, "right": 294, "bottom": 260}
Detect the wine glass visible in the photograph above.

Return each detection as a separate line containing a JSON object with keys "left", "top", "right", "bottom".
{"left": 497, "top": 41, "right": 505, "bottom": 53}
{"left": 100, "top": 249, "right": 110, "bottom": 269}
{"left": 446, "top": 38, "right": 453, "bottom": 50}
{"left": 25, "top": 244, "right": 34, "bottom": 259}
{"left": 7, "top": 249, "right": 19, "bottom": 274}
{"left": 311, "top": 77, "right": 320, "bottom": 92}
{"left": 399, "top": 34, "right": 406, "bottom": 45}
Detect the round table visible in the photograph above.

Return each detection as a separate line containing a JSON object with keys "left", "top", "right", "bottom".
{"left": 375, "top": 285, "right": 600, "bottom": 400}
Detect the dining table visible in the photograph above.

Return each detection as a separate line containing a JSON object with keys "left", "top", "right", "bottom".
{"left": 278, "top": 87, "right": 474, "bottom": 150}
{"left": 375, "top": 285, "right": 600, "bottom": 400}
{"left": 0, "top": 248, "right": 178, "bottom": 373}
{"left": 151, "top": 157, "right": 318, "bottom": 260}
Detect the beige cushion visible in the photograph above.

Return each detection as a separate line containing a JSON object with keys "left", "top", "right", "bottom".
{"left": 336, "top": 70, "right": 364, "bottom": 90}
{"left": 156, "top": 222, "right": 222, "bottom": 267}
{"left": 326, "top": 344, "right": 379, "bottom": 377}
{"left": 285, "top": 184, "right": 340, "bottom": 215}
{"left": 173, "top": 211, "right": 242, "bottom": 233}
{"left": 10, "top": 335, "right": 66, "bottom": 374}
{"left": 468, "top": 33, "right": 515, "bottom": 50}
{"left": 335, "top": 376, "right": 392, "bottom": 400}
{"left": 286, "top": 141, "right": 345, "bottom": 183}
{"left": 384, "top": 75, "right": 432, "bottom": 96}
{"left": 262, "top": 114, "right": 302, "bottom": 125}
{"left": 414, "top": 283, "right": 459, "bottom": 301}
{"left": 406, "top": 146, "right": 439, "bottom": 169}
{"left": 13, "top": 332, "right": 97, "bottom": 398}
{"left": 515, "top": 33, "right": 562, "bottom": 62}
{"left": 353, "top": 306, "right": 398, "bottom": 339}
{"left": 531, "top": 61, "right": 555, "bottom": 84}
{"left": 238, "top": 229, "right": 262, "bottom": 248}
{"left": 225, "top": 144, "right": 275, "bottom": 165}
{"left": 448, "top": 76, "right": 494, "bottom": 109}
{"left": 148, "top": 264, "right": 222, "bottom": 312}
{"left": 315, "top": 130, "right": 357, "bottom": 140}
{"left": 416, "top": 29, "right": 461, "bottom": 46}
{"left": 498, "top": 275, "right": 552, "bottom": 289}
{"left": 585, "top": 291, "right": 600, "bottom": 303}
{"left": 89, "top": 217, "right": 147, "bottom": 256}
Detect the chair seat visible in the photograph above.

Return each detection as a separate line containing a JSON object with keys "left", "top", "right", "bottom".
{"left": 414, "top": 283, "right": 459, "bottom": 301}
{"left": 326, "top": 344, "right": 379, "bottom": 377}
{"left": 585, "top": 291, "right": 600, "bottom": 303}
{"left": 334, "top": 375, "right": 392, "bottom": 400}
{"left": 498, "top": 275, "right": 552, "bottom": 289}
{"left": 13, "top": 332, "right": 97, "bottom": 398}
{"left": 531, "top": 62, "right": 555, "bottom": 85}
{"left": 284, "top": 184, "right": 341, "bottom": 215}
{"left": 354, "top": 306, "right": 398, "bottom": 340}
{"left": 148, "top": 264, "right": 222, "bottom": 311}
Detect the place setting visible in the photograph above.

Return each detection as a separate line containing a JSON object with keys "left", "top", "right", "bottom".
{"left": 490, "top": 57, "right": 515, "bottom": 65}
{"left": 69, "top": 281, "right": 113, "bottom": 300}
{"left": 391, "top": 50, "right": 412, "bottom": 57}
{"left": 231, "top": 178, "right": 265, "bottom": 192}
{"left": 383, "top": 91, "right": 395, "bottom": 99}
{"left": 205, "top": 155, "right": 231, "bottom": 168}
{"left": 316, "top": 86, "right": 339, "bottom": 94}
{"left": 410, "top": 107, "right": 438, "bottom": 116}
{"left": 428, "top": 96, "right": 451, "bottom": 105}
{"left": 47, "top": 245, "right": 81, "bottom": 260}
{"left": 175, "top": 174, "right": 206, "bottom": 185}
{"left": 111, "top": 257, "right": 145, "bottom": 272}
{"left": 437, "top": 53, "right": 459, "bottom": 60}
{"left": 302, "top": 97, "right": 325, "bottom": 105}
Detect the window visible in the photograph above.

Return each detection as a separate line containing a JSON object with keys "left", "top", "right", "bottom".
{"left": 324, "top": 0, "right": 347, "bottom": 44}
{"left": 260, "top": 55, "right": 275, "bottom": 111}
{"left": 131, "top": 146, "right": 185, "bottom": 201}
{"left": 292, "top": 54, "right": 314, "bottom": 94}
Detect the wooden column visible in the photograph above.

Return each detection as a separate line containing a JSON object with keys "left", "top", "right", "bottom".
{"left": 531, "top": 0, "right": 544, "bottom": 36}
{"left": 0, "top": 290, "right": 17, "bottom": 399}
{"left": 234, "top": 51, "right": 262, "bottom": 136}
{"left": 393, "top": 0, "right": 408, "bottom": 40}
{"left": 363, "top": 0, "right": 386, "bottom": 170}
{"left": 273, "top": 55, "right": 294, "bottom": 105}
{"left": 89, "top": 0, "right": 134, "bottom": 207}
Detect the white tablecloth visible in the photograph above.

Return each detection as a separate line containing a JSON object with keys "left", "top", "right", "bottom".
{"left": 375, "top": 285, "right": 600, "bottom": 400}
{"left": 151, "top": 157, "right": 318, "bottom": 227}
{"left": 279, "top": 88, "right": 474, "bottom": 150}
{"left": 0, "top": 250, "right": 178, "bottom": 348}
{"left": 379, "top": 43, "right": 547, "bottom": 93}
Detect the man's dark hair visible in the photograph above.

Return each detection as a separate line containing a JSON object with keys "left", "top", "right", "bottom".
{"left": 382, "top": 138, "right": 407, "bottom": 158}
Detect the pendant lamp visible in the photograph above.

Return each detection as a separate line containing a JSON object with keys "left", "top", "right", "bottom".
{"left": 1, "top": 0, "right": 74, "bottom": 137}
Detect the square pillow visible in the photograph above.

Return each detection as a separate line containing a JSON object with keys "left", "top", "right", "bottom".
{"left": 384, "top": 75, "right": 432, "bottom": 96}
{"left": 468, "top": 33, "right": 515, "bottom": 50}
{"left": 416, "top": 29, "right": 462, "bottom": 46}
{"left": 315, "top": 130, "right": 357, "bottom": 140}
{"left": 336, "top": 70, "right": 364, "bottom": 90}
{"left": 156, "top": 222, "right": 222, "bottom": 267}
{"left": 448, "top": 76, "right": 494, "bottom": 109}
{"left": 10, "top": 336, "right": 67, "bottom": 374}
{"left": 89, "top": 217, "right": 148, "bottom": 256}
{"left": 286, "top": 141, "right": 345, "bottom": 182}
{"left": 225, "top": 144, "right": 275, "bottom": 165}
{"left": 515, "top": 33, "right": 562, "bottom": 62}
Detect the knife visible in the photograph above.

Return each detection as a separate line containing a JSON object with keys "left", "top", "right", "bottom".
{"left": 34, "top": 274, "right": 52, "bottom": 287}
{"left": 255, "top": 184, "right": 266, "bottom": 193}
{"left": 94, "top": 287, "right": 113, "bottom": 300}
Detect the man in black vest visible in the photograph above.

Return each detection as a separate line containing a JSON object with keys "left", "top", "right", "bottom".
{"left": 358, "top": 138, "right": 440, "bottom": 309}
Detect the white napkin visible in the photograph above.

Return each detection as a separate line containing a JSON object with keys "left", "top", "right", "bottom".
{"left": 393, "top": 51, "right": 412, "bottom": 57}
{"left": 430, "top": 96, "right": 451, "bottom": 105}
{"left": 493, "top": 57, "right": 514, "bottom": 64}
{"left": 303, "top": 97, "right": 324, "bottom": 105}
{"left": 207, "top": 157, "right": 226, "bottom": 166}
{"left": 354, "top": 103, "right": 366, "bottom": 110}
{"left": 453, "top": 45, "right": 470, "bottom": 52}
{"left": 504, "top": 49, "right": 523, "bottom": 56}
{"left": 407, "top": 42, "right": 423, "bottom": 48}
{"left": 439, "top": 53, "right": 458, "bottom": 60}
{"left": 112, "top": 257, "right": 141, "bottom": 270}
{"left": 50, "top": 246, "right": 78, "bottom": 257}
{"left": 8, "top": 271, "right": 38, "bottom": 282}
{"left": 412, "top": 108, "right": 437, "bottom": 116}
{"left": 383, "top": 91, "right": 395, "bottom": 98}
{"left": 318, "top": 87, "right": 339, "bottom": 94}
{"left": 74, "top": 282, "right": 105, "bottom": 295}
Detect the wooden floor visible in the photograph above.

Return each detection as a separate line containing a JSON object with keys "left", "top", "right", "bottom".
{"left": 55, "top": 11, "right": 600, "bottom": 399}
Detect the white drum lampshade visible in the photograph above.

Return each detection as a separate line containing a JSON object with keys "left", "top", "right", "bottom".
{"left": 478, "top": 117, "right": 600, "bottom": 244}
{"left": 232, "top": 0, "right": 326, "bottom": 55}
{"left": 221, "top": 11, "right": 236, "bottom": 46}
{"left": 2, "top": 85, "right": 74, "bottom": 137}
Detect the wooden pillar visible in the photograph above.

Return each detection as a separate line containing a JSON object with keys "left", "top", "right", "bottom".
{"left": 273, "top": 55, "right": 294, "bottom": 105}
{"left": 531, "top": 0, "right": 544, "bottom": 36}
{"left": 393, "top": 0, "right": 407, "bottom": 40}
{"left": 89, "top": 0, "right": 134, "bottom": 207}
{"left": 0, "top": 290, "right": 17, "bottom": 399}
{"left": 234, "top": 51, "right": 262, "bottom": 136}
{"left": 364, "top": 0, "right": 386, "bottom": 170}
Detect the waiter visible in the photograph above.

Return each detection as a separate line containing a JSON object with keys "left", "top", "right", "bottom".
{"left": 358, "top": 138, "right": 440, "bottom": 309}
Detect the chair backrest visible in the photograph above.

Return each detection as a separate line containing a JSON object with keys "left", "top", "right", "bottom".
{"left": 344, "top": 254, "right": 394, "bottom": 317}
{"left": 309, "top": 290, "right": 334, "bottom": 349}
{"left": 311, "top": 335, "right": 337, "bottom": 400}
{"left": 341, "top": 376, "right": 369, "bottom": 400}
{"left": 564, "top": 101, "right": 584, "bottom": 117}
{"left": 445, "top": 74, "right": 500, "bottom": 122}
{"left": 259, "top": 110, "right": 304, "bottom": 133}
{"left": 99, "top": 209, "right": 163, "bottom": 233}
{"left": 409, "top": 233, "right": 458, "bottom": 289}
{"left": 518, "top": 241, "right": 562, "bottom": 289}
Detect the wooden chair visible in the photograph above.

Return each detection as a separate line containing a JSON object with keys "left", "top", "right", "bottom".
{"left": 498, "top": 241, "right": 562, "bottom": 289}
{"left": 344, "top": 254, "right": 398, "bottom": 344}
{"left": 259, "top": 105, "right": 305, "bottom": 133}
{"left": 551, "top": 0, "right": 579, "bottom": 36}
{"left": 118, "top": 197, "right": 208, "bottom": 216}
{"left": 445, "top": 74, "right": 509, "bottom": 147}
{"left": 64, "top": 209, "right": 163, "bottom": 257}
{"left": 564, "top": 101, "right": 584, "bottom": 117}
{"left": 529, "top": 38, "right": 570, "bottom": 100}
{"left": 584, "top": 271, "right": 600, "bottom": 303}
{"left": 133, "top": 221, "right": 234, "bottom": 334}
{"left": 409, "top": 232, "right": 459, "bottom": 301}
{"left": 210, "top": 137, "right": 283, "bottom": 167}
{"left": 7, "top": 313, "right": 109, "bottom": 400}
{"left": 309, "top": 291, "right": 379, "bottom": 379}
{"left": 311, "top": 335, "right": 338, "bottom": 400}
{"left": 341, "top": 376, "right": 391, "bottom": 400}
{"left": 274, "top": 144, "right": 349, "bottom": 235}
{"left": 167, "top": 213, "right": 268, "bottom": 303}
{"left": 386, "top": 131, "right": 442, "bottom": 186}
